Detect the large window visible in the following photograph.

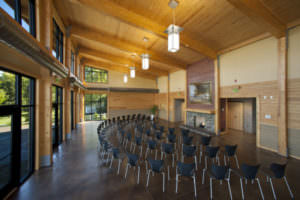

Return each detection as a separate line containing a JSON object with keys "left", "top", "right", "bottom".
{"left": 52, "top": 19, "right": 64, "bottom": 63}
{"left": 51, "top": 86, "right": 63, "bottom": 148}
{"left": 0, "top": 0, "right": 36, "bottom": 37}
{"left": 0, "top": 67, "right": 35, "bottom": 199}
{"left": 84, "top": 94, "right": 107, "bottom": 121}
{"left": 84, "top": 66, "right": 108, "bottom": 83}
{"left": 71, "top": 51, "right": 75, "bottom": 74}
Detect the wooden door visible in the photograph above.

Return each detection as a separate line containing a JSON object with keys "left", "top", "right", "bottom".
{"left": 228, "top": 102, "right": 244, "bottom": 131}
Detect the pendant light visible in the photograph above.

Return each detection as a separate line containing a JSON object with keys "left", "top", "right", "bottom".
{"left": 130, "top": 67, "right": 135, "bottom": 78}
{"left": 141, "top": 37, "right": 150, "bottom": 70}
{"left": 123, "top": 74, "right": 128, "bottom": 83}
{"left": 165, "top": 0, "right": 183, "bottom": 53}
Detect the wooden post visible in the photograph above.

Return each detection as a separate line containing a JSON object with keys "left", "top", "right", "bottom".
{"left": 37, "top": 0, "right": 52, "bottom": 50}
{"left": 214, "top": 57, "right": 220, "bottom": 135}
{"left": 277, "top": 36, "right": 288, "bottom": 156}
{"left": 64, "top": 35, "right": 71, "bottom": 140}
{"left": 167, "top": 74, "right": 170, "bottom": 122}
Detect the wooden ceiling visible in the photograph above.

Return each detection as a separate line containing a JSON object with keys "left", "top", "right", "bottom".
{"left": 53, "top": 0, "right": 300, "bottom": 79}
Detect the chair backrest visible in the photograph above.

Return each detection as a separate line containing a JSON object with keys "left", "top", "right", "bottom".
{"left": 127, "top": 153, "right": 139, "bottom": 166}
{"left": 146, "top": 129, "right": 151, "bottom": 136}
{"left": 162, "top": 143, "right": 174, "bottom": 154}
{"left": 160, "top": 126, "right": 164, "bottom": 133}
{"left": 103, "top": 141, "right": 109, "bottom": 151}
{"left": 148, "top": 158, "right": 164, "bottom": 173}
{"left": 148, "top": 140, "right": 157, "bottom": 149}
{"left": 225, "top": 145, "right": 238, "bottom": 156}
{"left": 183, "top": 136, "right": 193, "bottom": 145}
{"left": 201, "top": 136, "right": 211, "bottom": 146}
{"left": 181, "top": 129, "right": 190, "bottom": 137}
{"left": 126, "top": 132, "right": 132, "bottom": 140}
{"left": 183, "top": 145, "right": 196, "bottom": 157}
{"left": 205, "top": 146, "right": 220, "bottom": 158}
{"left": 153, "top": 123, "right": 157, "bottom": 129}
{"left": 155, "top": 131, "right": 163, "bottom": 140}
{"left": 177, "top": 162, "right": 195, "bottom": 177}
{"left": 241, "top": 164, "right": 260, "bottom": 180}
{"left": 270, "top": 163, "right": 286, "bottom": 179}
{"left": 167, "top": 134, "right": 176, "bottom": 143}
{"left": 168, "top": 128, "right": 175, "bottom": 135}
{"left": 135, "top": 136, "right": 142, "bottom": 145}
{"left": 120, "top": 130, "right": 125, "bottom": 137}
{"left": 112, "top": 148, "right": 120, "bottom": 159}
{"left": 211, "top": 164, "right": 229, "bottom": 180}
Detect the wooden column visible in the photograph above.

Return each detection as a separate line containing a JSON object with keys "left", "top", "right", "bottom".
{"left": 37, "top": 77, "right": 52, "bottom": 167}
{"left": 37, "top": 0, "right": 52, "bottom": 50}
{"left": 277, "top": 36, "right": 288, "bottom": 156}
{"left": 167, "top": 74, "right": 170, "bottom": 122}
{"left": 80, "top": 90, "right": 85, "bottom": 122}
{"left": 214, "top": 57, "right": 220, "bottom": 135}
{"left": 64, "top": 35, "right": 71, "bottom": 140}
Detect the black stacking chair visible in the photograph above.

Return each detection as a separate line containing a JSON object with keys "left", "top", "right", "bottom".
{"left": 176, "top": 162, "right": 197, "bottom": 198}
{"left": 202, "top": 146, "right": 220, "bottom": 184}
{"left": 146, "top": 116, "right": 151, "bottom": 121}
{"left": 168, "top": 127, "right": 175, "bottom": 135}
{"left": 146, "top": 159, "right": 166, "bottom": 192}
{"left": 155, "top": 131, "right": 163, "bottom": 143}
{"left": 224, "top": 145, "right": 239, "bottom": 168}
{"left": 182, "top": 135, "right": 193, "bottom": 148}
{"left": 127, "top": 115, "right": 130, "bottom": 122}
{"left": 234, "top": 164, "right": 264, "bottom": 200}
{"left": 167, "top": 134, "right": 177, "bottom": 150}
{"left": 181, "top": 145, "right": 198, "bottom": 170}
{"left": 124, "top": 153, "right": 141, "bottom": 184}
{"left": 161, "top": 143, "right": 176, "bottom": 180}
{"left": 180, "top": 129, "right": 190, "bottom": 144}
{"left": 199, "top": 136, "right": 212, "bottom": 164}
{"left": 264, "top": 163, "right": 294, "bottom": 199}
{"left": 122, "top": 115, "right": 126, "bottom": 121}
{"left": 132, "top": 136, "right": 143, "bottom": 157}
{"left": 109, "top": 148, "right": 123, "bottom": 175}
{"left": 160, "top": 126, "right": 164, "bottom": 133}
{"left": 145, "top": 129, "right": 151, "bottom": 139}
{"left": 124, "top": 132, "right": 132, "bottom": 150}
{"left": 141, "top": 115, "right": 146, "bottom": 121}
{"left": 131, "top": 114, "right": 136, "bottom": 121}
{"left": 145, "top": 140, "right": 158, "bottom": 159}
{"left": 208, "top": 164, "right": 232, "bottom": 200}
{"left": 137, "top": 113, "right": 141, "bottom": 120}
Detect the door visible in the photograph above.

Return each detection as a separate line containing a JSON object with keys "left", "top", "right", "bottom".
{"left": 228, "top": 102, "right": 244, "bottom": 131}
{"left": 174, "top": 99, "right": 184, "bottom": 122}
{"left": 52, "top": 86, "right": 63, "bottom": 148}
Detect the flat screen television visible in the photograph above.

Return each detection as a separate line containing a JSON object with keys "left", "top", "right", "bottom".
{"left": 189, "top": 81, "right": 212, "bottom": 104}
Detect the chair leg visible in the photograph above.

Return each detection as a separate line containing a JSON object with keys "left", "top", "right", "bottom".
{"left": 162, "top": 172, "right": 165, "bottom": 192}
{"left": 269, "top": 178, "right": 277, "bottom": 200}
{"left": 175, "top": 174, "right": 179, "bottom": 193}
{"left": 161, "top": 151, "right": 163, "bottom": 160}
{"left": 145, "top": 148, "right": 149, "bottom": 159}
{"left": 117, "top": 159, "right": 121, "bottom": 175}
{"left": 109, "top": 155, "right": 113, "bottom": 168}
{"left": 133, "top": 144, "right": 136, "bottom": 153}
{"left": 155, "top": 149, "right": 157, "bottom": 160}
{"left": 137, "top": 166, "right": 140, "bottom": 184}
{"left": 205, "top": 156, "right": 208, "bottom": 169}
{"left": 140, "top": 146, "right": 143, "bottom": 158}
{"left": 227, "top": 179, "right": 233, "bottom": 200}
{"left": 168, "top": 165, "right": 170, "bottom": 181}
{"left": 224, "top": 154, "right": 227, "bottom": 166}
{"left": 146, "top": 170, "right": 150, "bottom": 187}
{"left": 172, "top": 154, "right": 175, "bottom": 167}
{"left": 234, "top": 155, "right": 240, "bottom": 168}
{"left": 284, "top": 176, "right": 294, "bottom": 199}
{"left": 199, "top": 144, "right": 203, "bottom": 164}
{"left": 202, "top": 169, "right": 206, "bottom": 184}
{"left": 240, "top": 178, "right": 245, "bottom": 200}
{"left": 256, "top": 178, "right": 265, "bottom": 200}
{"left": 124, "top": 164, "right": 129, "bottom": 179}
{"left": 194, "top": 156, "right": 198, "bottom": 170}
{"left": 193, "top": 175, "right": 197, "bottom": 197}
{"left": 210, "top": 178, "right": 213, "bottom": 200}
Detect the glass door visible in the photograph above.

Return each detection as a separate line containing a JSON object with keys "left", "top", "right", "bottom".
{"left": 52, "top": 86, "right": 63, "bottom": 148}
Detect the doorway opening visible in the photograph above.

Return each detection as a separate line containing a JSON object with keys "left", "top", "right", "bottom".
{"left": 174, "top": 99, "right": 184, "bottom": 123}
{"left": 52, "top": 86, "right": 63, "bottom": 148}
{"left": 220, "top": 98, "right": 256, "bottom": 134}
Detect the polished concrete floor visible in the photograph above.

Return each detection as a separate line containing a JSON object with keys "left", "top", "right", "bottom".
{"left": 9, "top": 121, "right": 299, "bottom": 200}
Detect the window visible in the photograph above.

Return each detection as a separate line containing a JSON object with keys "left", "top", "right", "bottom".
{"left": 0, "top": 0, "right": 36, "bottom": 37}
{"left": 84, "top": 66, "right": 108, "bottom": 83}
{"left": 51, "top": 86, "right": 63, "bottom": 148}
{"left": 71, "top": 51, "right": 75, "bottom": 74}
{"left": 52, "top": 19, "right": 64, "bottom": 63}
{"left": 84, "top": 94, "right": 107, "bottom": 121}
{"left": 0, "top": 67, "right": 35, "bottom": 198}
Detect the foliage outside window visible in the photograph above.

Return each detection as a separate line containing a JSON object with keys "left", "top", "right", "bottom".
{"left": 84, "top": 66, "right": 108, "bottom": 83}
{"left": 0, "top": 0, "right": 36, "bottom": 36}
{"left": 84, "top": 94, "right": 107, "bottom": 121}
{"left": 52, "top": 19, "right": 64, "bottom": 63}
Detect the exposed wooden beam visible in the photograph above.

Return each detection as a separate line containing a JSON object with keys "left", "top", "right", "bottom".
{"left": 79, "top": 48, "right": 169, "bottom": 76}
{"left": 226, "top": 0, "right": 286, "bottom": 38}
{"left": 82, "top": 58, "right": 157, "bottom": 80}
{"left": 71, "top": 24, "right": 187, "bottom": 69}
{"left": 70, "top": 0, "right": 217, "bottom": 59}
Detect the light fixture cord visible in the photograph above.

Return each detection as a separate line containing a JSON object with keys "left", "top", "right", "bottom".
{"left": 172, "top": 8, "right": 176, "bottom": 25}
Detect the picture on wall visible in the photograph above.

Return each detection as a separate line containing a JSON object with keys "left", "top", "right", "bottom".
{"left": 189, "top": 81, "right": 212, "bottom": 104}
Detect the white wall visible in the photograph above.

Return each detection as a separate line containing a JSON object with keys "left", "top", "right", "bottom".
{"left": 157, "top": 76, "right": 168, "bottom": 93}
{"left": 288, "top": 26, "right": 300, "bottom": 79}
{"left": 220, "top": 37, "right": 278, "bottom": 86}
{"left": 170, "top": 70, "right": 186, "bottom": 92}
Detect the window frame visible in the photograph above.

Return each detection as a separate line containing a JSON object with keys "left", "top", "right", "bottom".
{"left": 84, "top": 66, "right": 108, "bottom": 84}
{"left": 52, "top": 19, "right": 64, "bottom": 64}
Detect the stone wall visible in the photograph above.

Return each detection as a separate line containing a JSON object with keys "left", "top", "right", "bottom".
{"left": 186, "top": 112, "right": 215, "bottom": 132}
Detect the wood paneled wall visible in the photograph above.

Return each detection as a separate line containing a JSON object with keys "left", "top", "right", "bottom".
{"left": 109, "top": 92, "right": 155, "bottom": 110}
{"left": 187, "top": 58, "right": 215, "bottom": 110}
{"left": 288, "top": 78, "right": 300, "bottom": 130}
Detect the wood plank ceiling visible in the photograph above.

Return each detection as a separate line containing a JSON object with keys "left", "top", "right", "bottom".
{"left": 53, "top": 0, "right": 300, "bottom": 79}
